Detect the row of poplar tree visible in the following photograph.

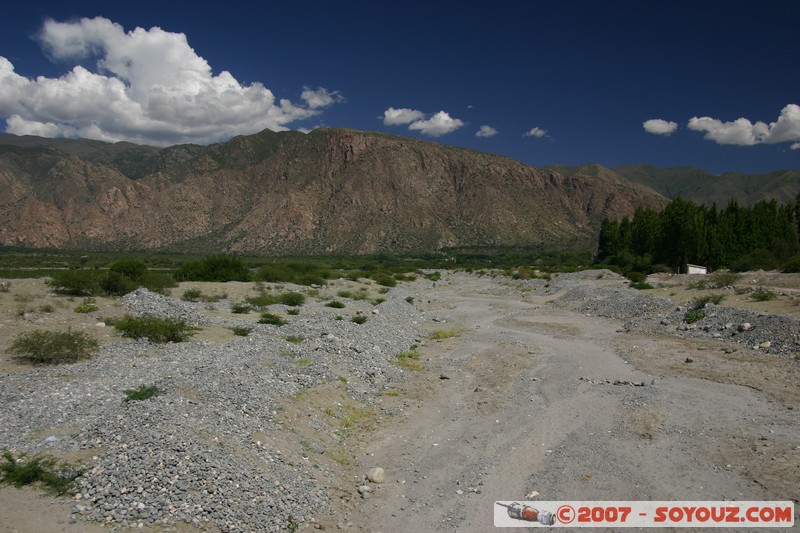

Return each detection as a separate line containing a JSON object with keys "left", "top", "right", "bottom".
{"left": 596, "top": 197, "right": 800, "bottom": 273}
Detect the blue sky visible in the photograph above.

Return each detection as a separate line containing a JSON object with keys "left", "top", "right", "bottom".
{"left": 1, "top": 0, "right": 799, "bottom": 174}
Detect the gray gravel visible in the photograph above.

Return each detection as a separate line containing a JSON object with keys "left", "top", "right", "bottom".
{"left": 0, "top": 279, "right": 433, "bottom": 532}
{"left": 546, "top": 269, "right": 800, "bottom": 357}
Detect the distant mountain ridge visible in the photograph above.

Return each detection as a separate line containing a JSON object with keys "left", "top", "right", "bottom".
{"left": 547, "top": 163, "right": 800, "bottom": 207}
{"left": 0, "top": 128, "right": 702, "bottom": 254}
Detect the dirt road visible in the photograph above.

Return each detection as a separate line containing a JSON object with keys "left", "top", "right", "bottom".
{"left": 343, "top": 273, "right": 799, "bottom": 531}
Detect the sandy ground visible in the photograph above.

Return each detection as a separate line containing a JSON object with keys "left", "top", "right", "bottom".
{"left": 337, "top": 273, "right": 799, "bottom": 531}
{"left": 1, "top": 273, "right": 798, "bottom": 532}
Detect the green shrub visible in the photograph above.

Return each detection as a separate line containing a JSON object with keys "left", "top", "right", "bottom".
{"left": 630, "top": 281, "right": 654, "bottom": 290}
{"left": 231, "top": 302, "right": 253, "bottom": 314}
{"left": 123, "top": 384, "right": 163, "bottom": 402}
{"left": 230, "top": 326, "right": 252, "bottom": 336}
{"left": 393, "top": 348, "right": 423, "bottom": 371}
{"left": 325, "top": 300, "right": 345, "bottom": 308}
{"left": 708, "top": 271, "right": 741, "bottom": 288}
{"left": 692, "top": 294, "right": 726, "bottom": 307}
{"left": 424, "top": 272, "right": 441, "bottom": 282}
{"left": 286, "top": 309, "right": 300, "bottom": 315}
{"left": 371, "top": 297, "right": 386, "bottom": 305}
{"left": 285, "top": 335, "right": 305, "bottom": 344}
{"left": 684, "top": 308, "right": 706, "bottom": 324}
{"left": 176, "top": 255, "right": 250, "bottom": 282}
{"left": 0, "top": 450, "right": 83, "bottom": 495}
{"left": 49, "top": 270, "right": 101, "bottom": 296}
{"left": 99, "top": 271, "right": 137, "bottom": 296}
{"left": 74, "top": 297, "right": 99, "bottom": 313}
{"left": 405, "top": 296, "right": 414, "bottom": 304}
{"left": 750, "top": 288, "right": 777, "bottom": 301}
{"left": 626, "top": 271, "right": 647, "bottom": 283}
{"left": 258, "top": 312, "right": 287, "bottom": 326}
{"left": 7, "top": 329, "right": 98, "bottom": 364}
{"left": 181, "top": 288, "right": 203, "bottom": 302}
{"left": 113, "top": 315, "right": 198, "bottom": 342}
{"left": 371, "top": 273, "right": 397, "bottom": 287}
{"left": 279, "top": 292, "right": 305, "bottom": 306}
{"left": 782, "top": 254, "right": 800, "bottom": 273}
{"left": 351, "top": 315, "right": 368, "bottom": 325}
{"left": 108, "top": 259, "right": 147, "bottom": 281}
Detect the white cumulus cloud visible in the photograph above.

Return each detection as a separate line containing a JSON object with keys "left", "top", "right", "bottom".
{"left": 643, "top": 118, "right": 678, "bottom": 136}
{"left": 0, "top": 17, "right": 343, "bottom": 146}
{"left": 382, "top": 107, "right": 425, "bottom": 126}
{"left": 408, "top": 111, "right": 465, "bottom": 137}
{"left": 687, "top": 104, "right": 800, "bottom": 147}
{"left": 475, "top": 125, "right": 498, "bottom": 138}
{"left": 523, "top": 127, "right": 548, "bottom": 138}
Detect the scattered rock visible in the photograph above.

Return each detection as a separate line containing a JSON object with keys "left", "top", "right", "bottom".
{"left": 367, "top": 467, "right": 385, "bottom": 484}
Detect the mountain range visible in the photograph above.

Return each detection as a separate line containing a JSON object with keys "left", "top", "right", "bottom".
{"left": 0, "top": 128, "right": 795, "bottom": 255}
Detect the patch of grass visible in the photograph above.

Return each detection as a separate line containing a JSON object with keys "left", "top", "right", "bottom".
{"left": 630, "top": 281, "right": 654, "bottom": 290}
{"left": 286, "top": 308, "right": 300, "bottom": 315}
{"left": 405, "top": 296, "right": 414, "bottom": 304}
{"left": 750, "top": 288, "right": 777, "bottom": 301}
{"left": 285, "top": 335, "right": 305, "bottom": 344}
{"left": 258, "top": 312, "right": 287, "bottom": 326}
{"left": 113, "top": 315, "right": 198, "bottom": 342}
{"left": 708, "top": 271, "right": 741, "bottom": 289}
{"left": 7, "top": 329, "right": 99, "bottom": 364}
{"left": 337, "top": 375, "right": 348, "bottom": 383}
{"left": 73, "top": 297, "right": 99, "bottom": 313}
{"left": 123, "top": 384, "right": 163, "bottom": 402}
{"left": 231, "top": 302, "right": 253, "bottom": 314}
{"left": 327, "top": 449, "right": 352, "bottom": 465}
{"left": 684, "top": 308, "right": 706, "bottom": 324}
{"left": 230, "top": 326, "right": 252, "bottom": 336}
{"left": 38, "top": 304, "right": 55, "bottom": 313}
{"left": 334, "top": 315, "right": 343, "bottom": 320}
{"left": 295, "top": 358, "right": 311, "bottom": 367}
{"left": 371, "top": 273, "right": 397, "bottom": 287}
{"left": 0, "top": 450, "right": 83, "bottom": 495}
{"left": 181, "top": 288, "right": 203, "bottom": 302}
{"left": 381, "top": 389, "right": 400, "bottom": 397}
{"left": 692, "top": 294, "right": 726, "bottom": 307}
{"left": 279, "top": 292, "right": 306, "bottom": 306}
{"left": 429, "top": 328, "right": 459, "bottom": 340}
{"left": 0, "top": 282, "right": 10, "bottom": 293}
{"left": 371, "top": 297, "right": 386, "bottom": 305}
{"left": 351, "top": 315, "right": 368, "bottom": 325}
{"left": 424, "top": 272, "right": 441, "bottom": 282}
{"left": 246, "top": 291, "right": 305, "bottom": 308}
{"left": 393, "top": 347, "right": 424, "bottom": 371}
{"left": 325, "top": 300, "right": 346, "bottom": 308}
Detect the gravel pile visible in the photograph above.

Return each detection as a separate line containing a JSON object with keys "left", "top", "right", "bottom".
{"left": 622, "top": 302, "right": 800, "bottom": 356}
{"left": 0, "top": 280, "right": 433, "bottom": 532}
{"left": 549, "top": 274, "right": 800, "bottom": 357}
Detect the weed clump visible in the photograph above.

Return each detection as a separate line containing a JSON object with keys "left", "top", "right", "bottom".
{"left": 393, "top": 347, "right": 423, "bottom": 371}
{"left": 258, "top": 312, "right": 287, "bottom": 326}
{"left": 230, "top": 326, "right": 252, "bottom": 336}
{"left": 429, "top": 328, "right": 459, "bottom": 340}
{"left": 351, "top": 315, "right": 368, "bottom": 325}
{"left": 123, "top": 384, "right": 163, "bottom": 402}
{"left": 750, "top": 288, "right": 777, "bottom": 301}
{"left": 0, "top": 450, "right": 83, "bottom": 495}
{"left": 113, "top": 315, "right": 198, "bottom": 342}
{"left": 7, "top": 330, "right": 99, "bottom": 364}
{"left": 73, "top": 297, "right": 99, "bottom": 313}
{"left": 325, "top": 300, "right": 346, "bottom": 308}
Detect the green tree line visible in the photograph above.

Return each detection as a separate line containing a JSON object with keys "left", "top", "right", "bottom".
{"left": 597, "top": 196, "right": 800, "bottom": 274}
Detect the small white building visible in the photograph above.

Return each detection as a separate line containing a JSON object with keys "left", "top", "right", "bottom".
{"left": 687, "top": 264, "right": 708, "bottom": 275}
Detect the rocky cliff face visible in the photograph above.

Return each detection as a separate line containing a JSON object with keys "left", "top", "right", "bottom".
{"left": 0, "top": 128, "right": 667, "bottom": 254}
